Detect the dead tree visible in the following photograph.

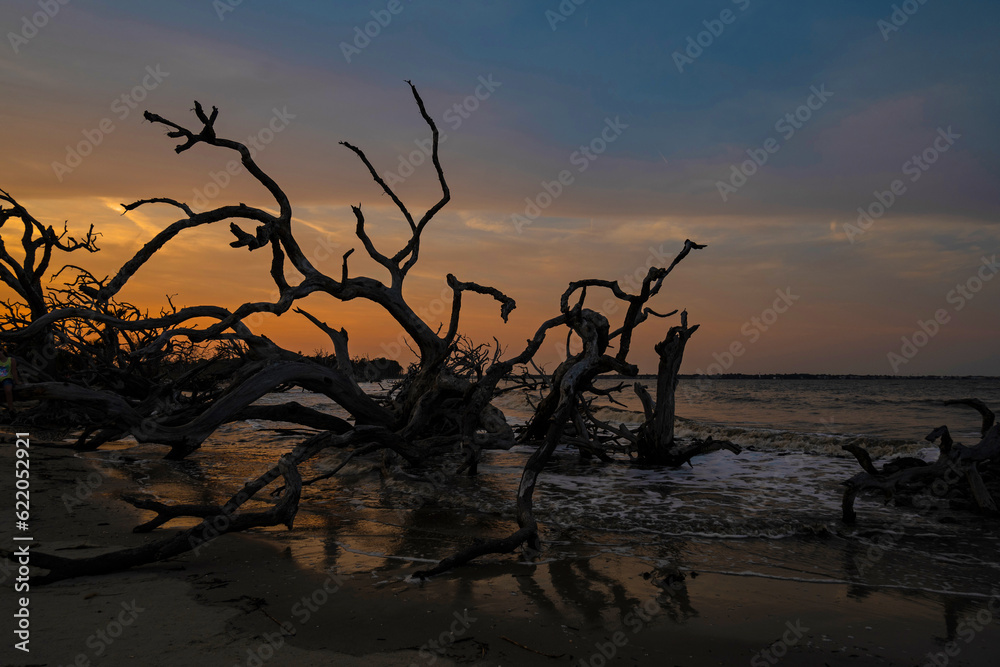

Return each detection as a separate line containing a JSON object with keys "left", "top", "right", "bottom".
{"left": 115, "top": 87, "right": 515, "bottom": 447}
{"left": 1, "top": 85, "right": 506, "bottom": 451}
{"left": 631, "top": 311, "right": 738, "bottom": 465}
{"left": 414, "top": 306, "right": 623, "bottom": 577}
{"left": 0, "top": 189, "right": 101, "bottom": 385}
{"left": 0, "top": 194, "right": 247, "bottom": 423}
{"left": 0, "top": 85, "right": 736, "bottom": 582}
{"left": 842, "top": 400, "right": 999, "bottom": 523}
{"left": 413, "top": 241, "right": 742, "bottom": 577}
{"left": 0, "top": 188, "right": 98, "bottom": 323}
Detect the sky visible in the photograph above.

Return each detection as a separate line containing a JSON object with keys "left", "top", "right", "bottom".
{"left": 1, "top": 0, "right": 998, "bottom": 375}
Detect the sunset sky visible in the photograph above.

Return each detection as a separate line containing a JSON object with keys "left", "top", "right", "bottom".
{"left": 2, "top": 0, "right": 998, "bottom": 375}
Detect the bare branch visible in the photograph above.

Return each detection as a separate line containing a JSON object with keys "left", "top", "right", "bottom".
{"left": 944, "top": 398, "right": 996, "bottom": 437}
{"left": 121, "top": 198, "right": 195, "bottom": 218}
{"left": 443, "top": 274, "right": 517, "bottom": 347}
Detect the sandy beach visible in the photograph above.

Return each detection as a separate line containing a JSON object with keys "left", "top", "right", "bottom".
{"left": 2, "top": 0, "right": 998, "bottom": 664}
{"left": 2, "top": 434, "right": 999, "bottom": 667}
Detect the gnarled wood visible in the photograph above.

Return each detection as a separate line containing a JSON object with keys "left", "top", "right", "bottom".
{"left": 650, "top": 437, "right": 742, "bottom": 468}
{"left": 6, "top": 452, "right": 303, "bottom": 584}
{"left": 231, "top": 401, "right": 353, "bottom": 433}
{"left": 414, "top": 307, "right": 613, "bottom": 578}
{"left": 17, "top": 361, "right": 386, "bottom": 458}
{"left": 944, "top": 398, "right": 995, "bottom": 437}
{"left": 1, "top": 86, "right": 725, "bottom": 585}
{"left": 635, "top": 310, "right": 701, "bottom": 464}
{"left": 842, "top": 420, "right": 1000, "bottom": 523}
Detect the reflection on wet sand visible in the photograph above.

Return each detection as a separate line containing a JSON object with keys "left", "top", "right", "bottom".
{"left": 83, "top": 405, "right": 1000, "bottom": 664}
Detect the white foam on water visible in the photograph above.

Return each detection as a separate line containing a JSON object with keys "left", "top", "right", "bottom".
{"left": 99, "top": 381, "right": 1000, "bottom": 603}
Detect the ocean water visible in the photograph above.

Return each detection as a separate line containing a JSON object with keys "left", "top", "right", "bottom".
{"left": 93, "top": 377, "right": 1000, "bottom": 615}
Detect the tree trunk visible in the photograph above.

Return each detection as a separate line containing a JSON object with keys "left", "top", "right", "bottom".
{"left": 636, "top": 312, "right": 699, "bottom": 464}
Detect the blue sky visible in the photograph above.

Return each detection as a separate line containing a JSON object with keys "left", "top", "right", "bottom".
{"left": 2, "top": 0, "right": 998, "bottom": 374}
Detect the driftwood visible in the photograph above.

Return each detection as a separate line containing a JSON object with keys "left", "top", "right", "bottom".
{"left": 5, "top": 427, "right": 413, "bottom": 581}
{"left": 231, "top": 401, "right": 352, "bottom": 433}
{"left": 17, "top": 362, "right": 385, "bottom": 458}
{"left": 412, "top": 241, "right": 734, "bottom": 577}
{"left": 632, "top": 310, "right": 741, "bottom": 465}
{"left": 0, "top": 85, "right": 736, "bottom": 583}
{"left": 414, "top": 307, "right": 623, "bottom": 578}
{"left": 0, "top": 188, "right": 98, "bottom": 323}
{"left": 943, "top": 398, "right": 995, "bottom": 437}
{"left": 3, "top": 451, "right": 303, "bottom": 584}
{"left": 842, "top": 401, "right": 1000, "bottom": 523}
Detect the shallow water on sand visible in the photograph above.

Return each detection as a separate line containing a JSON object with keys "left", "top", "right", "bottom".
{"left": 90, "top": 378, "right": 1000, "bottom": 633}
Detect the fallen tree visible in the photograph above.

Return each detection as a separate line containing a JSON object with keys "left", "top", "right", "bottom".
{"left": 841, "top": 399, "right": 999, "bottom": 523}
{"left": 0, "top": 84, "right": 739, "bottom": 581}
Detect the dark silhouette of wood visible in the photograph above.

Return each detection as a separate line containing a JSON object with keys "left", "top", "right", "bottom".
{"left": 414, "top": 307, "right": 620, "bottom": 578}
{"left": 3, "top": 449, "right": 304, "bottom": 583}
{"left": 842, "top": 401, "right": 1000, "bottom": 523}
{"left": 632, "top": 310, "right": 737, "bottom": 465}
{"left": 0, "top": 189, "right": 98, "bottom": 322}
{"left": 944, "top": 398, "right": 995, "bottom": 437}
{"left": 0, "top": 85, "right": 735, "bottom": 583}
{"left": 17, "top": 361, "right": 385, "bottom": 457}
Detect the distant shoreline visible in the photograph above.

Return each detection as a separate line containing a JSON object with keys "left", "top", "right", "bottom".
{"left": 563, "top": 373, "right": 999, "bottom": 380}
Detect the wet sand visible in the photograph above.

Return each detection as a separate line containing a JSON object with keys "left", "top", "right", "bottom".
{"left": 3, "top": 437, "right": 999, "bottom": 666}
